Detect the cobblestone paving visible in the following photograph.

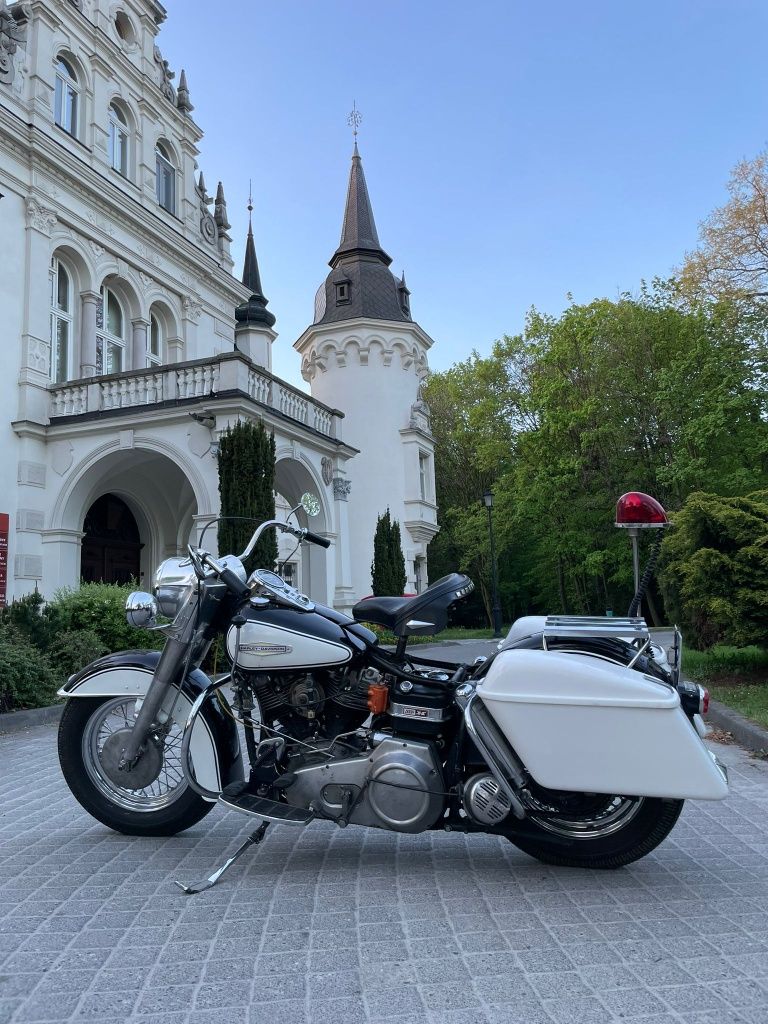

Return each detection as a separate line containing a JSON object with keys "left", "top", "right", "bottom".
{"left": 1, "top": 725, "right": 767, "bottom": 1024}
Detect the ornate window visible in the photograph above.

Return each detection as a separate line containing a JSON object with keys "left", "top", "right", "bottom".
{"left": 108, "top": 103, "right": 129, "bottom": 177}
{"left": 49, "top": 257, "right": 72, "bottom": 383}
{"left": 54, "top": 57, "right": 79, "bottom": 136}
{"left": 155, "top": 142, "right": 176, "bottom": 213}
{"left": 148, "top": 312, "right": 162, "bottom": 367}
{"left": 97, "top": 286, "right": 125, "bottom": 374}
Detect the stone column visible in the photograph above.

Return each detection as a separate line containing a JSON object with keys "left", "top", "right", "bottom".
{"left": 41, "top": 529, "right": 85, "bottom": 597}
{"left": 80, "top": 290, "right": 100, "bottom": 377}
{"left": 132, "top": 318, "right": 149, "bottom": 371}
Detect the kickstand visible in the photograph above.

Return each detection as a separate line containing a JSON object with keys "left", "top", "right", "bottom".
{"left": 174, "top": 821, "right": 270, "bottom": 895}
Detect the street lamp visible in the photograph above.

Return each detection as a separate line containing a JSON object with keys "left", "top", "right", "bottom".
{"left": 482, "top": 490, "right": 503, "bottom": 638}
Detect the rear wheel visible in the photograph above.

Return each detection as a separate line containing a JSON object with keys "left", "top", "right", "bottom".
{"left": 507, "top": 793, "right": 684, "bottom": 869}
{"left": 58, "top": 696, "right": 215, "bottom": 836}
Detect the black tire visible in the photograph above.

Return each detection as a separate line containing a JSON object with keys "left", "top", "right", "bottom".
{"left": 58, "top": 696, "right": 215, "bottom": 836}
{"left": 507, "top": 796, "right": 684, "bottom": 869}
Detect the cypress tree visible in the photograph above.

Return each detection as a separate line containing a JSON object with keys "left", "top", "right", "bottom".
{"left": 371, "top": 508, "right": 407, "bottom": 595}
{"left": 389, "top": 517, "right": 407, "bottom": 595}
{"left": 217, "top": 419, "right": 277, "bottom": 571}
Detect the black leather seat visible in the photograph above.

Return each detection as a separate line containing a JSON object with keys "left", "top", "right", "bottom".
{"left": 352, "top": 574, "right": 473, "bottom": 637}
{"left": 351, "top": 596, "right": 413, "bottom": 630}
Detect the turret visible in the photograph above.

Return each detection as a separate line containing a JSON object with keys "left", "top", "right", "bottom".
{"left": 234, "top": 197, "right": 276, "bottom": 369}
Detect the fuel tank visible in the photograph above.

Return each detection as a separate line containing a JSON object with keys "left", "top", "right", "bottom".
{"left": 225, "top": 604, "right": 365, "bottom": 671}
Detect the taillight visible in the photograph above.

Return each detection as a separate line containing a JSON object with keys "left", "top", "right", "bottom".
{"left": 698, "top": 686, "right": 710, "bottom": 715}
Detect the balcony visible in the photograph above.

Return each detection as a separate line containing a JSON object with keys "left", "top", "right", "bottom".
{"left": 47, "top": 352, "right": 342, "bottom": 439}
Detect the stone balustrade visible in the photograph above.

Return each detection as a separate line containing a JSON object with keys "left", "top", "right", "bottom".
{"left": 49, "top": 353, "right": 342, "bottom": 439}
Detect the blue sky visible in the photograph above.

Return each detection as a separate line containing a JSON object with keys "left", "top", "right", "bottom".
{"left": 159, "top": 1, "right": 768, "bottom": 388}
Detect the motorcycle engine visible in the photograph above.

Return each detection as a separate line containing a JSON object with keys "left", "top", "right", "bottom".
{"left": 285, "top": 736, "right": 445, "bottom": 833}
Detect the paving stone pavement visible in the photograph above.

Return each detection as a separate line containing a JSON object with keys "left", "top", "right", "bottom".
{"left": 1, "top": 724, "right": 768, "bottom": 1024}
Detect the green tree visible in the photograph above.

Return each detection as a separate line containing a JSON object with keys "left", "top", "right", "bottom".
{"left": 217, "top": 419, "right": 277, "bottom": 571}
{"left": 659, "top": 490, "right": 768, "bottom": 649}
{"left": 371, "top": 508, "right": 406, "bottom": 595}
{"left": 426, "top": 281, "right": 768, "bottom": 621}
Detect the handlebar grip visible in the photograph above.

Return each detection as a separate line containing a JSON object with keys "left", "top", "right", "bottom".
{"left": 304, "top": 530, "right": 331, "bottom": 549}
{"left": 218, "top": 568, "right": 251, "bottom": 600}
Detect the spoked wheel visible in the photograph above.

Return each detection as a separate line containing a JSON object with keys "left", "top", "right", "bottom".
{"left": 58, "top": 696, "right": 215, "bottom": 836}
{"left": 507, "top": 792, "right": 684, "bottom": 869}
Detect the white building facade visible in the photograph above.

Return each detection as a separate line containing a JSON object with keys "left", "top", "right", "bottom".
{"left": 0, "top": 0, "right": 436, "bottom": 611}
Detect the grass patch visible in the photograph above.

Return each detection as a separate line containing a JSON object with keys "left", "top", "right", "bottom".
{"left": 682, "top": 645, "right": 768, "bottom": 684}
{"left": 708, "top": 685, "right": 768, "bottom": 731}
{"left": 682, "top": 644, "right": 768, "bottom": 731}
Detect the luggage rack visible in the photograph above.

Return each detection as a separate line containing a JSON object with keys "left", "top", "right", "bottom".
{"left": 542, "top": 615, "right": 651, "bottom": 668}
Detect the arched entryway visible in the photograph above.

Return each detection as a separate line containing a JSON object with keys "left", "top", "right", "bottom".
{"left": 274, "top": 454, "right": 331, "bottom": 603}
{"left": 81, "top": 493, "right": 142, "bottom": 584}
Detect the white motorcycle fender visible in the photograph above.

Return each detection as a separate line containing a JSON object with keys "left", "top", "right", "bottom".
{"left": 477, "top": 648, "right": 728, "bottom": 800}
{"left": 58, "top": 666, "right": 223, "bottom": 798}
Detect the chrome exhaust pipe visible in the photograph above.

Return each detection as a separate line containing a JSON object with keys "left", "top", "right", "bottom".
{"left": 455, "top": 685, "right": 527, "bottom": 820}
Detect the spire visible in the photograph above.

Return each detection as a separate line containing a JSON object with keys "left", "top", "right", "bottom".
{"left": 330, "top": 144, "right": 392, "bottom": 269}
{"left": 176, "top": 69, "right": 193, "bottom": 114}
{"left": 214, "top": 181, "right": 231, "bottom": 234}
{"left": 235, "top": 192, "right": 275, "bottom": 330}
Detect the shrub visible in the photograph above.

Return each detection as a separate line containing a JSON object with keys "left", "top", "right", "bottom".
{"left": 0, "top": 631, "right": 60, "bottom": 712}
{"left": 659, "top": 491, "right": 768, "bottom": 649}
{"left": 46, "top": 582, "right": 165, "bottom": 654}
{"left": 47, "top": 629, "right": 110, "bottom": 680}
{"left": 0, "top": 591, "right": 56, "bottom": 651}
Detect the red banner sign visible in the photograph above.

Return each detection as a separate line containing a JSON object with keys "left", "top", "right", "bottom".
{"left": 0, "top": 513, "right": 8, "bottom": 608}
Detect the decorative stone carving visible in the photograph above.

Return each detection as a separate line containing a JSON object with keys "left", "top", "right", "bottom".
{"left": 27, "top": 337, "right": 48, "bottom": 374}
{"left": 300, "top": 350, "right": 327, "bottom": 382}
{"left": 88, "top": 239, "right": 105, "bottom": 259}
{"left": 0, "top": 1, "right": 28, "bottom": 87}
{"left": 26, "top": 197, "right": 57, "bottom": 235}
{"left": 409, "top": 397, "right": 431, "bottom": 432}
{"left": 51, "top": 441, "right": 74, "bottom": 477}
{"left": 333, "top": 478, "right": 351, "bottom": 501}
{"left": 182, "top": 295, "right": 202, "bottom": 322}
{"left": 195, "top": 172, "right": 217, "bottom": 246}
{"left": 137, "top": 241, "right": 161, "bottom": 267}
{"left": 321, "top": 456, "right": 333, "bottom": 486}
{"left": 139, "top": 271, "right": 154, "bottom": 291}
{"left": 153, "top": 45, "right": 176, "bottom": 103}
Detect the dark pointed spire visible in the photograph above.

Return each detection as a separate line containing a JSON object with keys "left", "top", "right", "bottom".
{"left": 177, "top": 69, "right": 193, "bottom": 114}
{"left": 235, "top": 196, "right": 275, "bottom": 330}
{"left": 330, "top": 144, "right": 392, "bottom": 269}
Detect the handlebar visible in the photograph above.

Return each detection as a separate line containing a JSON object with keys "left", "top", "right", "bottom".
{"left": 304, "top": 530, "right": 331, "bottom": 549}
{"left": 237, "top": 519, "right": 330, "bottom": 561}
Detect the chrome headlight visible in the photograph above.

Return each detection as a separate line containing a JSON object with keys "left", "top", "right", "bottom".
{"left": 125, "top": 591, "right": 158, "bottom": 629}
{"left": 154, "top": 557, "right": 197, "bottom": 619}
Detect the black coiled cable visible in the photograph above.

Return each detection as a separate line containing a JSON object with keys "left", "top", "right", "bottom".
{"left": 628, "top": 530, "right": 664, "bottom": 617}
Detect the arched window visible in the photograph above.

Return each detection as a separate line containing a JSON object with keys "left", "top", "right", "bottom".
{"left": 108, "top": 103, "right": 129, "bottom": 177}
{"left": 54, "top": 57, "right": 79, "bottom": 136}
{"left": 155, "top": 142, "right": 176, "bottom": 213}
{"left": 97, "top": 286, "right": 125, "bottom": 374}
{"left": 49, "top": 257, "right": 73, "bottom": 383}
{"left": 148, "top": 312, "right": 162, "bottom": 367}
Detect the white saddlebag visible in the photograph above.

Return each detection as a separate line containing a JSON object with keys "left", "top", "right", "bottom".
{"left": 477, "top": 648, "right": 727, "bottom": 800}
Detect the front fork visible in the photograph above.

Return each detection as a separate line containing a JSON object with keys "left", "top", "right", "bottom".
{"left": 117, "top": 635, "right": 191, "bottom": 768}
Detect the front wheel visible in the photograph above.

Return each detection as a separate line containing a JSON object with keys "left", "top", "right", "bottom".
{"left": 507, "top": 794, "right": 684, "bottom": 869}
{"left": 58, "top": 696, "right": 215, "bottom": 836}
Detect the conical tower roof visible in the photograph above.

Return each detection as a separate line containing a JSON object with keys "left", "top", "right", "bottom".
{"left": 235, "top": 211, "right": 275, "bottom": 330}
{"left": 314, "top": 146, "right": 411, "bottom": 325}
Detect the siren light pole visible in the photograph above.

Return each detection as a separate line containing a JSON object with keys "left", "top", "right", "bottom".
{"left": 614, "top": 491, "right": 669, "bottom": 618}
{"left": 483, "top": 490, "right": 503, "bottom": 638}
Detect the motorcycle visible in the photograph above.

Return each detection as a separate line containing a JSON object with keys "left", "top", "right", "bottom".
{"left": 57, "top": 493, "right": 728, "bottom": 893}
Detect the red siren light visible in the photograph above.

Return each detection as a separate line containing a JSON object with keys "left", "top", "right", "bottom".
{"left": 615, "top": 491, "right": 669, "bottom": 528}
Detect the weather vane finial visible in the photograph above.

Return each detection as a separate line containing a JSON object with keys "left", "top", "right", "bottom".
{"left": 247, "top": 179, "right": 253, "bottom": 216}
{"left": 347, "top": 101, "right": 362, "bottom": 144}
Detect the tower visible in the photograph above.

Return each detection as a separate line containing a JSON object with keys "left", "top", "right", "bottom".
{"left": 294, "top": 145, "right": 438, "bottom": 601}
{"left": 234, "top": 197, "right": 276, "bottom": 369}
